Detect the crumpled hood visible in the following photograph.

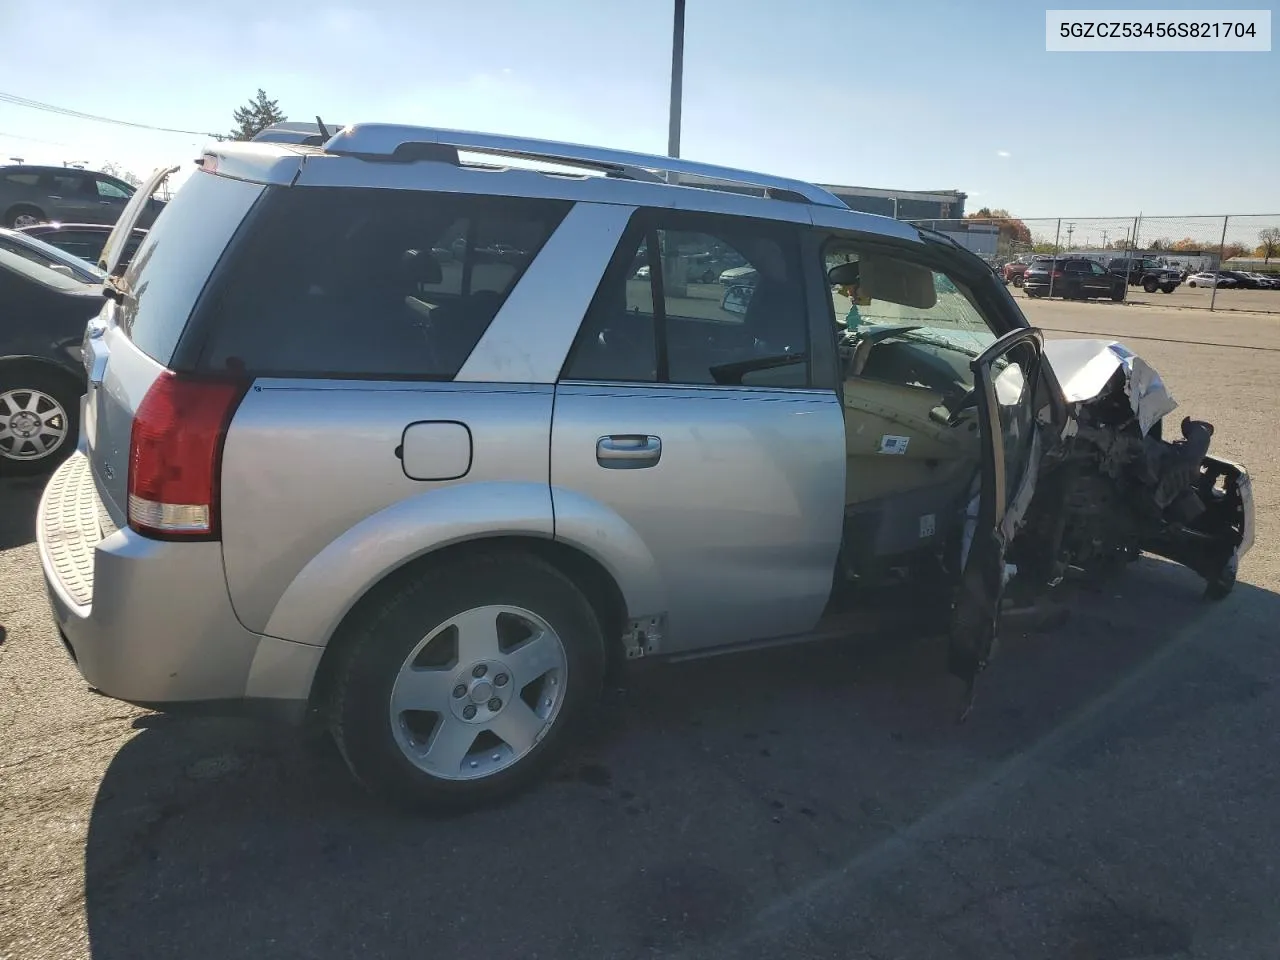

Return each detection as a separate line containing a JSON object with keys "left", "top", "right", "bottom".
{"left": 1043, "top": 338, "right": 1178, "bottom": 436}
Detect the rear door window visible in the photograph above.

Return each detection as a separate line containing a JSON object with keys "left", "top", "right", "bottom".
{"left": 193, "top": 187, "right": 569, "bottom": 379}
{"left": 562, "top": 213, "right": 809, "bottom": 388}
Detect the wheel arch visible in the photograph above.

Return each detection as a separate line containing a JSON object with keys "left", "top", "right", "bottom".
{"left": 305, "top": 535, "right": 632, "bottom": 717}
{"left": 0, "top": 353, "right": 85, "bottom": 391}
{"left": 3, "top": 202, "right": 45, "bottom": 226}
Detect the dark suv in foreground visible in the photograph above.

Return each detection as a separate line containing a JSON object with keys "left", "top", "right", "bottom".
{"left": 1023, "top": 257, "right": 1127, "bottom": 300}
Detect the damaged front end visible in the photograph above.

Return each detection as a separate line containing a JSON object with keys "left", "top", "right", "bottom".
{"left": 1016, "top": 340, "right": 1255, "bottom": 599}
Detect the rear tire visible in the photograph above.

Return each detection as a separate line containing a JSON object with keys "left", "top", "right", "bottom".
{"left": 1143, "top": 278, "right": 1159, "bottom": 293}
{"left": 4, "top": 204, "right": 45, "bottom": 229}
{"left": 1011, "top": 274, "right": 1024, "bottom": 288}
{"left": 0, "top": 367, "right": 82, "bottom": 477}
{"left": 1111, "top": 286, "right": 1126, "bottom": 301}
{"left": 328, "top": 550, "right": 606, "bottom": 812}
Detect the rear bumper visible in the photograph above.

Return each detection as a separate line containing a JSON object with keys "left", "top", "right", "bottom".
{"left": 36, "top": 454, "right": 322, "bottom": 720}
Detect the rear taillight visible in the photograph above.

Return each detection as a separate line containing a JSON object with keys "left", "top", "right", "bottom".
{"left": 1052, "top": 270, "right": 1065, "bottom": 278}
{"left": 127, "top": 372, "right": 248, "bottom": 539}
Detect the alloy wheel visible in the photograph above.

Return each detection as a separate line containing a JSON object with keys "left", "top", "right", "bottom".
{"left": 0, "top": 388, "right": 69, "bottom": 463}
{"left": 388, "top": 604, "right": 569, "bottom": 781}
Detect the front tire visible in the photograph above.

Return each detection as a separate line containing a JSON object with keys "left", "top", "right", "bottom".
{"left": 0, "top": 369, "right": 81, "bottom": 476}
{"left": 1161, "top": 284, "right": 1175, "bottom": 294}
{"left": 1011, "top": 274, "right": 1024, "bottom": 288}
{"left": 328, "top": 550, "right": 606, "bottom": 812}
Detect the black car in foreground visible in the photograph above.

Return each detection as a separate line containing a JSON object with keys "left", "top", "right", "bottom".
{"left": 18, "top": 222, "right": 148, "bottom": 270}
{"left": 0, "top": 246, "right": 102, "bottom": 475}
{"left": 1023, "top": 257, "right": 1127, "bottom": 300}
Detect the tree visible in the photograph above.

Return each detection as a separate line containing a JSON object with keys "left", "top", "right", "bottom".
{"left": 967, "top": 207, "right": 1032, "bottom": 245}
{"left": 1221, "top": 242, "right": 1249, "bottom": 261}
{"left": 100, "top": 162, "right": 141, "bottom": 187}
{"left": 228, "top": 89, "right": 286, "bottom": 141}
{"left": 1257, "top": 227, "right": 1280, "bottom": 263}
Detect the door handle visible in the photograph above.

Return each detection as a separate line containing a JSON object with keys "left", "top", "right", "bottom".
{"left": 47, "top": 195, "right": 62, "bottom": 200}
{"left": 596, "top": 435, "right": 661, "bottom": 469}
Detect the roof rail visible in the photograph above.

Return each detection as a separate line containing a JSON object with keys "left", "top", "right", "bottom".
{"left": 319, "top": 123, "right": 848, "bottom": 208}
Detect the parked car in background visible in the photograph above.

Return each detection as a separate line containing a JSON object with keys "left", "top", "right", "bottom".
{"left": 1107, "top": 257, "right": 1181, "bottom": 294}
{"left": 0, "top": 246, "right": 103, "bottom": 474}
{"left": 18, "top": 222, "right": 148, "bottom": 271}
{"left": 1, "top": 165, "right": 166, "bottom": 229}
{"left": 1186, "top": 272, "right": 1235, "bottom": 288}
{"left": 718, "top": 264, "right": 758, "bottom": 286}
{"left": 1218, "top": 270, "right": 1266, "bottom": 290}
{"left": 1023, "top": 257, "right": 1127, "bottom": 300}
{"left": 0, "top": 227, "right": 105, "bottom": 284}
{"left": 1002, "top": 254, "right": 1051, "bottom": 287}
{"left": 1246, "top": 273, "right": 1280, "bottom": 289}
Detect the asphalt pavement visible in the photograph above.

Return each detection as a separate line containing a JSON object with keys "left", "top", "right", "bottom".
{"left": 2, "top": 297, "right": 1278, "bottom": 960}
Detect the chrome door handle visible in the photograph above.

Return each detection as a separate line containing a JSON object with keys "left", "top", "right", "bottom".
{"left": 596, "top": 435, "right": 661, "bottom": 469}
{"left": 47, "top": 195, "right": 62, "bottom": 200}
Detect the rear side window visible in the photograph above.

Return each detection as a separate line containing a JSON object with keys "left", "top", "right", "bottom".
{"left": 3, "top": 171, "right": 40, "bottom": 186}
{"left": 193, "top": 188, "right": 569, "bottom": 379}
{"left": 119, "top": 170, "right": 266, "bottom": 363}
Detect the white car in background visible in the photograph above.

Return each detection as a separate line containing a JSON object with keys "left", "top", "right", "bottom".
{"left": 1187, "top": 272, "right": 1234, "bottom": 288}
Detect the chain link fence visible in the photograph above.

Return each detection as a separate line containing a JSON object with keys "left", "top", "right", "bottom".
{"left": 903, "top": 214, "right": 1280, "bottom": 314}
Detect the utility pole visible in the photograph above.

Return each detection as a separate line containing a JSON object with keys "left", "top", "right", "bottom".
{"left": 667, "top": 0, "right": 685, "bottom": 160}
{"left": 1101, "top": 230, "right": 1108, "bottom": 248}
{"left": 1065, "top": 222, "right": 1075, "bottom": 249}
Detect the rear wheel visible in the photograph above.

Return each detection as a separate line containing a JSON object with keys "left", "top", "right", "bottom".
{"left": 1111, "top": 285, "right": 1126, "bottom": 301}
{"left": 4, "top": 204, "right": 45, "bottom": 229}
{"left": 0, "top": 368, "right": 81, "bottom": 476}
{"left": 1143, "top": 277, "right": 1159, "bottom": 293}
{"left": 328, "top": 551, "right": 606, "bottom": 812}
{"left": 1011, "top": 274, "right": 1024, "bottom": 288}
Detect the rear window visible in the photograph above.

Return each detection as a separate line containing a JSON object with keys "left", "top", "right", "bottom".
{"left": 191, "top": 187, "right": 570, "bottom": 379}
{"left": 119, "top": 170, "right": 266, "bottom": 363}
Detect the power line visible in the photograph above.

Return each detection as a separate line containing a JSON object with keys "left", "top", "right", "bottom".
{"left": 0, "top": 91, "right": 218, "bottom": 138}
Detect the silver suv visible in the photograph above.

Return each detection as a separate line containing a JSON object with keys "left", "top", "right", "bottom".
{"left": 36, "top": 124, "right": 1254, "bottom": 810}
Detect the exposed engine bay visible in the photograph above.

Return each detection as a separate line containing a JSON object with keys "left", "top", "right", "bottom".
{"left": 1014, "top": 339, "right": 1254, "bottom": 600}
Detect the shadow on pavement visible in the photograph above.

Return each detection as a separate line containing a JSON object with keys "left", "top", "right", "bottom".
{"left": 0, "top": 476, "right": 45, "bottom": 551}
{"left": 83, "top": 560, "right": 1280, "bottom": 960}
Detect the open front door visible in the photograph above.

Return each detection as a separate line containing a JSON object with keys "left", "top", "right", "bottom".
{"left": 948, "top": 327, "right": 1053, "bottom": 709}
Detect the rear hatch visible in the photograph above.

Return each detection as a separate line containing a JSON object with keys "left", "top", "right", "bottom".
{"left": 84, "top": 167, "right": 267, "bottom": 525}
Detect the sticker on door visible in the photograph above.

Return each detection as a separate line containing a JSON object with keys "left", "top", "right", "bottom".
{"left": 878, "top": 435, "right": 910, "bottom": 455}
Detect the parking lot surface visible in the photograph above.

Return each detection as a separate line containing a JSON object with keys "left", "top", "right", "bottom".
{"left": 2, "top": 298, "right": 1278, "bottom": 960}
